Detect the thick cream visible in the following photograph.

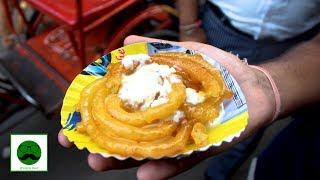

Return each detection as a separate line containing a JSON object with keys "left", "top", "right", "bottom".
{"left": 119, "top": 55, "right": 180, "bottom": 110}
{"left": 186, "top": 88, "right": 205, "bottom": 105}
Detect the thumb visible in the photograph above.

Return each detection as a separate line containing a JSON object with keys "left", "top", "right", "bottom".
{"left": 123, "top": 35, "right": 177, "bottom": 46}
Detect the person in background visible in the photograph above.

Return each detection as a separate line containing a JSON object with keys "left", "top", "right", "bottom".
{"left": 0, "top": 1, "right": 15, "bottom": 48}
{"left": 177, "top": 0, "right": 320, "bottom": 63}
{"left": 177, "top": 1, "right": 320, "bottom": 179}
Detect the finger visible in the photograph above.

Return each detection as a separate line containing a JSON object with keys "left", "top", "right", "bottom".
{"left": 88, "top": 153, "right": 145, "bottom": 171}
{"left": 58, "top": 129, "right": 74, "bottom": 148}
{"left": 136, "top": 152, "right": 211, "bottom": 180}
{"left": 123, "top": 35, "right": 178, "bottom": 46}
{"left": 123, "top": 36, "right": 239, "bottom": 69}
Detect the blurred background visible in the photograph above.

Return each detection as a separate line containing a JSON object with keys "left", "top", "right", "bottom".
{"left": 0, "top": 0, "right": 291, "bottom": 179}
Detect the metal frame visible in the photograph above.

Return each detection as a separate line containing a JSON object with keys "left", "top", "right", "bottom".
{"left": 0, "top": 63, "right": 40, "bottom": 108}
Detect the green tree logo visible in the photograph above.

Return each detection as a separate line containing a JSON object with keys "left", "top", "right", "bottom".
{"left": 17, "top": 140, "right": 41, "bottom": 165}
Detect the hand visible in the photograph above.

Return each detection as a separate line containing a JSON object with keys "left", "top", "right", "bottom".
{"left": 58, "top": 35, "right": 275, "bottom": 179}
{"left": 179, "top": 28, "right": 207, "bottom": 43}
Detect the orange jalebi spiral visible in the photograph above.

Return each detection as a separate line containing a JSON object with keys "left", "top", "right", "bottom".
{"left": 92, "top": 88, "right": 179, "bottom": 141}
{"left": 151, "top": 53, "right": 233, "bottom": 123}
{"left": 76, "top": 53, "right": 233, "bottom": 158}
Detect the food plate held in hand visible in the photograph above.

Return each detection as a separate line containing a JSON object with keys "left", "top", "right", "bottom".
{"left": 60, "top": 42, "right": 249, "bottom": 160}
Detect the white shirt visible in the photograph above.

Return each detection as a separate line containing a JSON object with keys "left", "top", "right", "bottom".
{"left": 208, "top": 0, "right": 320, "bottom": 40}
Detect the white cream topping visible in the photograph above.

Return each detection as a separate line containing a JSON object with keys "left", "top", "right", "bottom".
{"left": 171, "top": 110, "right": 185, "bottom": 123}
{"left": 119, "top": 57, "right": 180, "bottom": 110}
{"left": 119, "top": 54, "right": 204, "bottom": 123}
{"left": 121, "top": 54, "right": 151, "bottom": 69}
{"left": 185, "top": 88, "right": 205, "bottom": 105}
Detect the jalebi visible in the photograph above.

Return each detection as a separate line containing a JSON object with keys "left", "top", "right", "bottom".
{"left": 76, "top": 52, "right": 232, "bottom": 158}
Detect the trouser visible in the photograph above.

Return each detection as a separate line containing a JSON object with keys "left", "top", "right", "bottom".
{"left": 254, "top": 107, "right": 320, "bottom": 180}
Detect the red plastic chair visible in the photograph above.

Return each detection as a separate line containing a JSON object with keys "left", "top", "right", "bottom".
{"left": 2, "top": 0, "right": 140, "bottom": 68}
{"left": 24, "top": 0, "right": 130, "bottom": 27}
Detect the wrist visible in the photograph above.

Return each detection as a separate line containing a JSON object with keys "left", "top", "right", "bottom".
{"left": 249, "top": 66, "right": 276, "bottom": 125}
{"left": 250, "top": 65, "right": 281, "bottom": 122}
{"left": 260, "top": 63, "right": 287, "bottom": 117}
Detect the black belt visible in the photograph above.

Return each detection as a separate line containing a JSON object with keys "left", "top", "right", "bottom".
{"left": 208, "top": 3, "right": 253, "bottom": 38}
